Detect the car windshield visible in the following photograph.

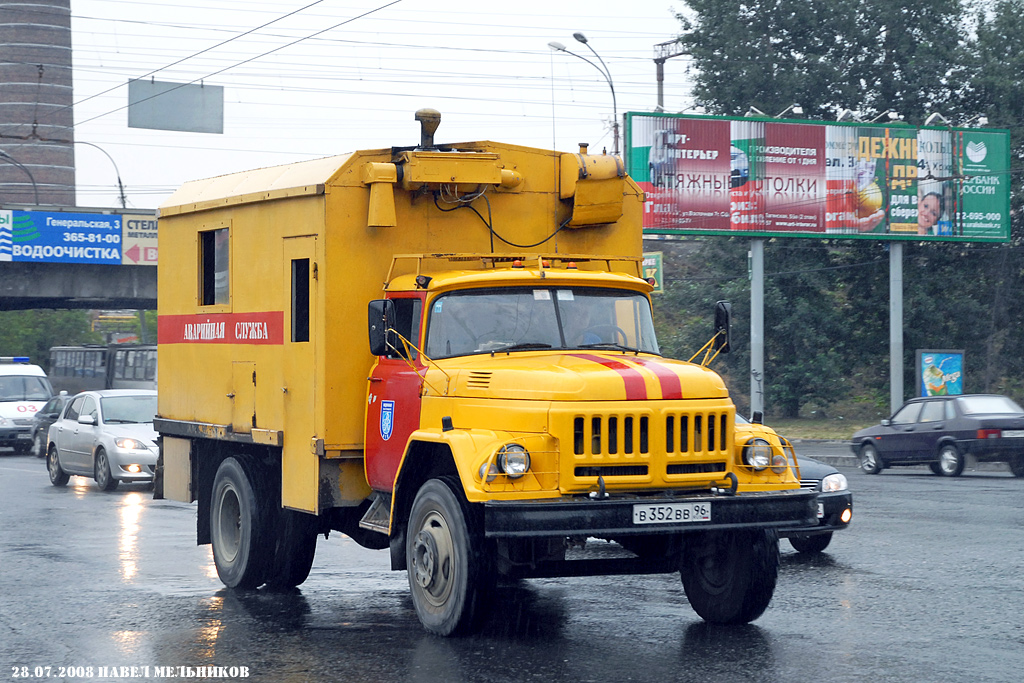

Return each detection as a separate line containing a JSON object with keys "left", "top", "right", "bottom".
{"left": 101, "top": 395, "right": 157, "bottom": 424}
{"left": 423, "top": 286, "right": 660, "bottom": 359}
{"left": 956, "top": 395, "right": 1024, "bottom": 415}
{"left": 0, "top": 375, "right": 52, "bottom": 401}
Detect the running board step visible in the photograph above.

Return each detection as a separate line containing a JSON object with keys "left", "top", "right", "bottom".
{"left": 358, "top": 493, "right": 391, "bottom": 534}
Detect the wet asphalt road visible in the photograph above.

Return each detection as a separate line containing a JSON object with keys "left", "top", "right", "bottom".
{"left": 2, "top": 448, "right": 1022, "bottom": 683}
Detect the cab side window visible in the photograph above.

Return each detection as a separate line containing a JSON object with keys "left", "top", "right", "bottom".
{"left": 386, "top": 298, "right": 422, "bottom": 360}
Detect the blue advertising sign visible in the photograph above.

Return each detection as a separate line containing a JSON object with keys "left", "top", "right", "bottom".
{"left": 917, "top": 350, "right": 964, "bottom": 396}
{"left": 0, "top": 209, "right": 122, "bottom": 264}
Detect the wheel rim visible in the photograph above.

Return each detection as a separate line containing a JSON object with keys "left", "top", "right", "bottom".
{"left": 215, "top": 484, "right": 242, "bottom": 564}
{"left": 48, "top": 450, "right": 60, "bottom": 479}
{"left": 411, "top": 509, "right": 456, "bottom": 608}
{"left": 940, "top": 447, "right": 957, "bottom": 474}
{"left": 96, "top": 452, "right": 109, "bottom": 488}
{"left": 861, "top": 447, "right": 877, "bottom": 471}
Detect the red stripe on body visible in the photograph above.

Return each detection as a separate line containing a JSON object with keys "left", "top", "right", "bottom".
{"left": 569, "top": 354, "right": 647, "bottom": 400}
{"left": 629, "top": 357, "right": 683, "bottom": 399}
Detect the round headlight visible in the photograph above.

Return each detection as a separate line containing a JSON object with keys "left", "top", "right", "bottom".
{"left": 497, "top": 443, "right": 531, "bottom": 479}
{"left": 821, "top": 472, "right": 848, "bottom": 492}
{"left": 742, "top": 438, "right": 771, "bottom": 471}
{"left": 478, "top": 462, "right": 499, "bottom": 483}
{"left": 771, "top": 453, "right": 788, "bottom": 474}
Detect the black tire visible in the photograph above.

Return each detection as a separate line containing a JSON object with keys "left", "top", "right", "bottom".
{"left": 859, "top": 443, "right": 883, "bottom": 474}
{"left": 94, "top": 448, "right": 119, "bottom": 491}
{"left": 928, "top": 462, "right": 944, "bottom": 476}
{"left": 32, "top": 431, "right": 46, "bottom": 458}
{"left": 1009, "top": 454, "right": 1024, "bottom": 478}
{"left": 936, "top": 443, "right": 965, "bottom": 477}
{"left": 406, "top": 477, "right": 488, "bottom": 636}
{"left": 47, "top": 446, "right": 69, "bottom": 487}
{"left": 788, "top": 532, "right": 833, "bottom": 554}
{"left": 681, "top": 528, "right": 779, "bottom": 625}
{"left": 210, "top": 457, "right": 271, "bottom": 589}
{"left": 264, "top": 509, "right": 319, "bottom": 590}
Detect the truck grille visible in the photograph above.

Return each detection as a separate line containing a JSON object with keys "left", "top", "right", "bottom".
{"left": 555, "top": 405, "right": 733, "bottom": 491}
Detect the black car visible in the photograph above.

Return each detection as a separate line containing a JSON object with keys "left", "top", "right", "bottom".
{"left": 780, "top": 455, "right": 853, "bottom": 554}
{"left": 851, "top": 394, "right": 1024, "bottom": 477}
{"left": 30, "top": 392, "right": 70, "bottom": 458}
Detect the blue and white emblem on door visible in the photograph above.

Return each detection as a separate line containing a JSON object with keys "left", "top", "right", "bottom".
{"left": 380, "top": 400, "right": 395, "bottom": 441}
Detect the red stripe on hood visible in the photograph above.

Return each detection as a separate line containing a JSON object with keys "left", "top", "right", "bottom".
{"left": 629, "top": 357, "right": 683, "bottom": 399}
{"left": 569, "top": 354, "right": 647, "bottom": 400}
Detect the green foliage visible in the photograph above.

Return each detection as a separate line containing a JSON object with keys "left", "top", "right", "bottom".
{"left": 0, "top": 310, "right": 102, "bottom": 368}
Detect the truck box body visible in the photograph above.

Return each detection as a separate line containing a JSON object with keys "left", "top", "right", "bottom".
{"left": 154, "top": 112, "right": 815, "bottom": 635}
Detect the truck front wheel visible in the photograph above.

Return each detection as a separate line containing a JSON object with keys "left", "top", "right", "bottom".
{"left": 681, "top": 528, "right": 779, "bottom": 624}
{"left": 210, "top": 457, "right": 270, "bottom": 589}
{"left": 406, "top": 477, "right": 487, "bottom": 636}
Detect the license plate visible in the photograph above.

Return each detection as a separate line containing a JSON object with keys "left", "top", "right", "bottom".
{"left": 16, "top": 433, "right": 30, "bottom": 440}
{"left": 817, "top": 502, "right": 825, "bottom": 519}
{"left": 633, "top": 502, "right": 711, "bottom": 525}
{"left": 1002, "top": 430, "right": 1024, "bottom": 438}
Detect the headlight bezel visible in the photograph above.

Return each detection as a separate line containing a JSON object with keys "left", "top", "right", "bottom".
{"left": 742, "top": 437, "right": 772, "bottom": 471}
{"left": 821, "top": 472, "right": 849, "bottom": 492}
{"left": 496, "top": 443, "right": 531, "bottom": 479}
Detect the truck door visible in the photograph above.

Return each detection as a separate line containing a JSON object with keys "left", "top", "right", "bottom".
{"left": 282, "top": 236, "right": 319, "bottom": 513}
{"left": 365, "top": 295, "right": 424, "bottom": 491}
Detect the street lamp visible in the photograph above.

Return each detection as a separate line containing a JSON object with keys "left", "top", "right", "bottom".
{"left": 0, "top": 150, "right": 40, "bottom": 205}
{"left": 549, "top": 32, "right": 619, "bottom": 155}
{"left": 75, "top": 141, "right": 127, "bottom": 208}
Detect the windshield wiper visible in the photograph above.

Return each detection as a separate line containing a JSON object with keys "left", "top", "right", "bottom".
{"left": 578, "top": 342, "right": 642, "bottom": 353}
{"left": 499, "top": 342, "right": 553, "bottom": 352}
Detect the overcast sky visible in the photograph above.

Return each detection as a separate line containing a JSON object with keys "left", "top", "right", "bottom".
{"left": 68, "top": 0, "right": 692, "bottom": 210}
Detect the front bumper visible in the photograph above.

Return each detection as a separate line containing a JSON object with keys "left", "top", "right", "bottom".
{"left": 484, "top": 488, "right": 817, "bottom": 538}
{"left": 0, "top": 426, "right": 32, "bottom": 446}
{"left": 779, "top": 490, "right": 852, "bottom": 538}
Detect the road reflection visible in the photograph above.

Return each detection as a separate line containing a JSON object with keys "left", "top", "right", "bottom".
{"left": 119, "top": 491, "right": 143, "bottom": 581}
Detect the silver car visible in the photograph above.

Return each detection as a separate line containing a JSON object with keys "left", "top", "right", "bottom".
{"left": 46, "top": 390, "right": 158, "bottom": 491}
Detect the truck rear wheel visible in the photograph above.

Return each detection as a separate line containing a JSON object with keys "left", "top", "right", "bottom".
{"left": 406, "top": 477, "right": 487, "bottom": 636}
{"left": 211, "top": 457, "right": 271, "bottom": 589}
{"left": 681, "top": 528, "right": 779, "bottom": 624}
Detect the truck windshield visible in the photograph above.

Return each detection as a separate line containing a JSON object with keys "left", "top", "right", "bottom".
{"left": 424, "top": 286, "right": 659, "bottom": 358}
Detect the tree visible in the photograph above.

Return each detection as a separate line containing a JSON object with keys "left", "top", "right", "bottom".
{"left": 0, "top": 310, "right": 101, "bottom": 368}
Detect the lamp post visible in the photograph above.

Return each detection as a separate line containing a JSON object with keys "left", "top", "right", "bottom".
{"left": 0, "top": 150, "right": 40, "bottom": 205}
{"left": 75, "top": 141, "right": 127, "bottom": 208}
{"left": 549, "top": 32, "right": 619, "bottom": 155}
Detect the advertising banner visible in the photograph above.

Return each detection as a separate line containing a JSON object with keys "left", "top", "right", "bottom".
{"left": 0, "top": 209, "right": 156, "bottom": 265}
{"left": 917, "top": 350, "right": 964, "bottom": 396}
{"left": 628, "top": 112, "right": 1010, "bottom": 242}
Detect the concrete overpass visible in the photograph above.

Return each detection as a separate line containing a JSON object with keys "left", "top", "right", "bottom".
{"left": 0, "top": 261, "right": 156, "bottom": 311}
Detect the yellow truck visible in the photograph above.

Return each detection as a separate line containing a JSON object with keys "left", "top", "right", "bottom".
{"left": 154, "top": 109, "right": 816, "bottom": 635}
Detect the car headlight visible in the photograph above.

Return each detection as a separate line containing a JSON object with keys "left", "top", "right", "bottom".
{"left": 821, "top": 472, "right": 848, "bottom": 492}
{"left": 115, "top": 437, "right": 145, "bottom": 450}
{"left": 497, "top": 443, "right": 531, "bottom": 479}
{"left": 742, "top": 438, "right": 771, "bottom": 471}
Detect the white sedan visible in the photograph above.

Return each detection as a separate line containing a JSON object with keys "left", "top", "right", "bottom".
{"left": 46, "top": 390, "right": 158, "bottom": 491}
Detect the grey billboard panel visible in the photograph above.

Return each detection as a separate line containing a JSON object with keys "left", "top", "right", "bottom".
{"left": 128, "top": 79, "right": 223, "bottom": 134}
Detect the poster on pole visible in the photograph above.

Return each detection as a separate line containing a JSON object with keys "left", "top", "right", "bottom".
{"left": 917, "top": 350, "right": 964, "bottom": 396}
{"left": 627, "top": 112, "right": 1010, "bottom": 242}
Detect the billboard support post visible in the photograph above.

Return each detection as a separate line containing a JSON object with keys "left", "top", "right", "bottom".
{"left": 890, "top": 242, "right": 904, "bottom": 413}
{"left": 750, "top": 239, "right": 765, "bottom": 415}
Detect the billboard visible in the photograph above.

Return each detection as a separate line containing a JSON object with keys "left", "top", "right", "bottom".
{"left": 917, "top": 349, "right": 964, "bottom": 396}
{"left": 0, "top": 208, "right": 157, "bottom": 266}
{"left": 627, "top": 112, "right": 1010, "bottom": 242}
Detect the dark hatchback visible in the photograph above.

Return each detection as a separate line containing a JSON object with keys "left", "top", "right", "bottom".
{"left": 30, "top": 392, "right": 70, "bottom": 458}
{"left": 783, "top": 455, "right": 852, "bottom": 554}
{"left": 851, "top": 394, "right": 1024, "bottom": 477}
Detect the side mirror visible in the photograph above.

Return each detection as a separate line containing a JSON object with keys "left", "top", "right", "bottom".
{"left": 78, "top": 414, "right": 96, "bottom": 426}
{"left": 751, "top": 410, "right": 763, "bottom": 424}
{"left": 713, "top": 301, "right": 732, "bottom": 354}
{"left": 368, "top": 299, "right": 396, "bottom": 356}
{"left": 881, "top": 419, "right": 891, "bottom": 427}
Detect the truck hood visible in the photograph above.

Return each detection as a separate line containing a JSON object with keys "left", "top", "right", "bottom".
{"left": 431, "top": 352, "right": 729, "bottom": 401}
